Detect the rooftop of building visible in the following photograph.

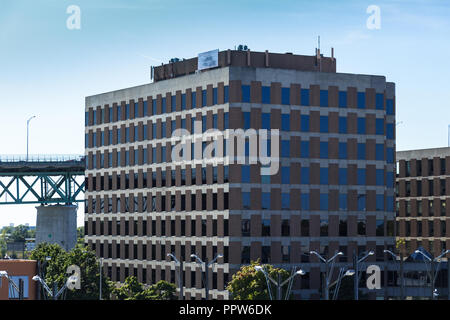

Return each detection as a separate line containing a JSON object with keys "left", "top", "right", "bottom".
{"left": 152, "top": 49, "right": 336, "bottom": 82}
{"left": 397, "top": 146, "right": 450, "bottom": 160}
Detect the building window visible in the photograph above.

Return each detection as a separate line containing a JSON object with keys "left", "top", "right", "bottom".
{"left": 281, "top": 166, "right": 290, "bottom": 184}
{"left": 262, "top": 193, "right": 270, "bottom": 210}
{"left": 281, "top": 219, "right": 290, "bottom": 236}
{"left": 339, "top": 193, "right": 347, "bottom": 210}
{"left": 241, "top": 246, "right": 250, "bottom": 264}
{"left": 320, "top": 167, "right": 328, "bottom": 185}
{"left": 301, "top": 193, "right": 309, "bottom": 210}
{"left": 376, "top": 220, "right": 384, "bottom": 236}
{"left": 281, "top": 88, "right": 290, "bottom": 105}
{"left": 281, "top": 114, "right": 290, "bottom": 131}
{"left": 339, "top": 219, "right": 347, "bottom": 236}
{"left": 320, "top": 142, "right": 328, "bottom": 159}
{"left": 357, "top": 219, "right": 366, "bottom": 235}
{"left": 357, "top": 117, "right": 366, "bottom": 134}
{"left": 262, "top": 219, "right": 270, "bottom": 236}
{"left": 376, "top": 194, "right": 384, "bottom": 211}
{"left": 301, "top": 89, "right": 309, "bottom": 106}
{"left": 241, "top": 219, "right": 250, "bottom": 236}
{"left": 339, "top": 117, "right": 347, "bottom": 134}
{"left": 241, "top": 165, "right": 250, "bottom": 183}
{"left": 261, "top": 246, "right": 271, "bottom": 263}
{"left": 301, "top": 219, "right": 309, "bottom": 236}
{"left": 281, "top": 140, "right": 290, "bottom": 158}
{"left": 320, "top": 90, "right": 328, "bottom": 107}
{"left": 339, "top": 143, "right": 347, "bottom": 159}
{"left": 300, "top": 141, "right": 309, "bottom": 158}
{"left": 262, "top": 86, "right": 271, "bottom": 104}
{"left": 242, "top": 192, "right": 250, "bottom": 210}
{"left": 376, "top": 118, "right": 384, "bottom": 135}
{"left": 357, "top": 168, "right": 366, "bottom": 185}
{"left": 282, "top": 245, "right": 290, "bottom": 263}
{"left": 300, "top": 115, "right": 310, "bottom": 132}
{"left": 357, "top": 92, "right": 366, "bottom": 109}
{"left": 357, "top": 195, "right": 366, "bottom": 211}
{"left": 320, "top": 116, "right": 329, "bottom": 133}
{"left": 320, "top": 219, "right": 328, "bottom": 236}
{"left": 357, "top": 143, "right": 366, "bottom": 160}
{"left": 261, "top": 113, "right": 271, "bottom": 130}
{"left": 301, "top": 167, "right": 310, "bottom": 184}
{"left": 339, "top": 91, "right": 347, "bottom": 107}
{"left": 281, "top": 193, "right": 290, "bottom": 210}
{"left": 320, "top": 194, "right": 328, "bottom": 210}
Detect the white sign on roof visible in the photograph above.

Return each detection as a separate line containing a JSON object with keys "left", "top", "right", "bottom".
{"left": 198, "top": 49, "right": 219, "bottom": 71}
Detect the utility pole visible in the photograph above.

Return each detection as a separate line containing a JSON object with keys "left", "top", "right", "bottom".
{"left": 400, "top": 251, "right": 404, "bottom": 300}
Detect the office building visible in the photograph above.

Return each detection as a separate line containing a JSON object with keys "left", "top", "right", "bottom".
{"left": 84, "top": 49, "right": 396, "bottom": 299}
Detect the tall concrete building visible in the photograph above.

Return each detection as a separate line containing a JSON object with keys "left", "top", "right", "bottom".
{"left": 396, "top": 147, "right": 450, "bottom": 256}
{"left": 84, "top": 49, "right": 396, "bottom": 299}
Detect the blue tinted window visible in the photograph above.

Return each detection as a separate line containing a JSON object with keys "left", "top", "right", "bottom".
{"left": 282, "top": 193, "right": 290, "bottom": 209}
{"left": 358, "top": 195, "right": 366, "bottom": 211}
{"left": 375, "top": 119, "right": 384, "bottom": 135}
{"left": 171, "top": 120, "right": 176, "bottom": 134}
{"left": 143, "top": 125, "right": 148, "bottom": 140}
{"left": 281, "top": 166, "right": 290, "bottom": 184}
{"left": 181, "top": 119, "right": 186, "bottom": 129}
{"left": 357, "top": 168, "right": 366, "bottom": 185}
{"left": 161, "top": 122, "right": 166, "bottom": 138}
{"left": 243, "top": 112, "right": 250, "bottom": 129}
{"left": 376, "top": 93, "right": 384, "bottom": 110}
{"left": 301, "top": 89, "right": 309, "bottom": 106}
{"left": 300, "top": 115, "right": 310, "bottom": 132}
{"left": 339, "top": 91, "right": 347, "bottom": 107}
{"left": 109, "top": 107, "right": 113, "bottom": 122}
{"left": 85, "top": 112, "right": 89, "bottom": 126}
{"left": 92, "top": 154, "right": 96, "bottom": 169}
{"left": 376, "top": 194, "right": 384, "bottom": 211}
{"left": 152, "top": 123, "right": 156, "bottom": 138}
{"left": 245, "top": 140, "right": 249, "bottom": 157}
{"left": 339, "top": 194, "right": 347, "bottom": 210}
{"left": 357, "top": 117, "right": 366, "bottom": 134}
{"left": 162, "top": 98, "right": 166, "bottom": 113}
{"left": 357, "top": 143, "right": 366, "bottom": 160}
{"left": 202, "top": 115, "right": 206, "bottom": 132}
{"left": 224, "top": 86, "right": 229, "bottom": 103}
{"left": 213, "top": 88, "right": 218, "bottom": 105}
{"left": 191, "top": 92, "right": 196, "bottom": 108}
{"left": 320, "top": 194, "right": 328, "bottom": 210}
{"left": 281, "top": 140, "right": 290, "bottom": 158}
{"left": 386, "top": 148, "right": 394, "bottom": 163}
{"left": 242, "top": 165, "right": 250, "bottom": 183}
{"left": 301, "top": 193, "right": 310, "bottom": 210}
{"left": 125, "top": 151, "right": 129, "bottom": 166}
{"left": 171, "top": 96, "right": 175, "bottom": 110}
{"left": 224, "top": 113, "right": 229, "bottom": 129}
{"left": 339, "top": 117, "right": 347, "bottom": 133}
{"left": 386, "top": 196, "right": 394, "bottom": 211}
{"left": 117, "top": 129, "right": 121, "bottom": 144}
{"left": 117, "top": 105, "right": 122, "bottom": 121}
{"left": 134, "top": 103, "right": 139, "bottom": 118}
{"left": 213, "top": 114, "right": 218, "bottom": 129}
{"left": 357, "top": 92, "right": 366, "bottom": 109}
{"left": 242, "top": 192, "right": 251, "bottom": 209}
{"left": 300, "top": 141, "right": 309, "bottom": 158}
{"left": 376, "top": 169, "right": 384, "bottom": 186}
{"left": 143, "top": 101, "right": 148, "bottom": 116}
{"left": 152, "top": 148, "right": 156, "bottom": 163}
{"left": 109, "top": 131, "right": 112, "bottom": 145}
{"left": 262, "top": 113, "right": 271, "bottom": 129}
{"left": 375, "top": 144, "right": 384, "bottom": 161}
{"left": 301, "top": 167, "right": 309, "bottom": 184}
{"left": 386, "top": 171, "right": 394, "bottom": 188}
{"left": 125, "top": 127, "right": 130, "bottom": 142}
{"left": 339, "top": 143, "right": 347, "bottom": 159}
{"left": 320, "top": 142, "right": 328, "bottom": 159}
{"left": 262, "top": 192, "right": 270, "bottom": 210}
{"left": 262, "top": 86, "right": 271, "bottom": 104}
{"left": 282, "top": 114, "right": 290, "bottom": 131}
{"left": 320, "top": 116, "right": 328, "bottom": 133}
{"left": 181, "top": 94, "right": 186, "bottom": 110}
{"left": 85, "top": 134, "right": 88, "bottom": 148}
{"left": 126, "top": 104, "right": 131, "bottom": 119}
{"left": 320, "top": 90, "right": 328, "bottom": 107}
{"left": 152, "top": 100, "right": 156, "bottom": 115}
{"left": 339, "top": 168, "right": 347, "bottom": 185}
{"left": 386, "top": 123, "right": 394, "bottom": 139}
{"left": 202, "top": 90, "right": 207, "bottom": 107}
{"left": 161, "top": 146, "right": 166, "bottom": 163}
{"left": 386, "top": 99, "right": 394, "bottom": 115}
{"left": 320, "top": 168, "right": 328, "bottom": 185}
{"left": 281, "top": 88, "right": 290, "bottom": 105}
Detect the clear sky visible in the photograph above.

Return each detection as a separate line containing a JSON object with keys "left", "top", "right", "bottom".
{"left": 0, "top": 0, "right": 449, "bottom": 227}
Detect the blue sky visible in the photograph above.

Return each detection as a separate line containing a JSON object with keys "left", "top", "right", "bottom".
{"left": 0, "top": 0, "right": 449, "bottom": 227}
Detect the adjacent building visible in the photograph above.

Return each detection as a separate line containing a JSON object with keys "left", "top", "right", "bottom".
{"left": 84, "top": 49, "right": 396, "bottom": 299}
{"left": 0, "top": 259, "right": 38, "bottom": 300}
{"left": 396, "top": 147, "right": 450, "bottom": 256}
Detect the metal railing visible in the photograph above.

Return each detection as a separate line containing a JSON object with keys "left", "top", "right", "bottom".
{"left": 0, "top": 154, "right": 84, "bottom": 163}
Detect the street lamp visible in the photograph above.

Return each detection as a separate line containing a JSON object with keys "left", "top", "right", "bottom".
{"left": 254, "top": 265, "right": 306, "bottom": 300}
{"left": 190, "top": 253, "right": 223, "bottom": 300}
{"left": 414, "top": 249, "right": 450, "bottom": 300}
{"left": 353, "top": 250, "right": 374, "bottom": 300}
{"left": 310, "top": 250, "right": 343, "bottom": 300}
{"left": 384, "top": 249, "right": 404, "bottom": 300}
{"left": 99, "top": 257, "right": 103, "bottom": 300}
{"left": 331, "top": 268, "right": 355, "bottom": 300}
{"left": 0, "top": 271, "right": 23, "bottom": 299}
{"left": 26, "top": 116, "right": 36, "bottom": 161}
{"left": 32, "top": 274, "right": 78, "bottom": 300}
{"left": 167, "top": 253, "right": 184, "bottom": 300}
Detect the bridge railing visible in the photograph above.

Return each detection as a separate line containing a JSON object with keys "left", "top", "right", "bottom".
{"left": 0, "top": 154, "right": 85, "bottom": 163}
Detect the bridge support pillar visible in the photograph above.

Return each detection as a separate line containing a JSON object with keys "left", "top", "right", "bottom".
{"left": 35, "top": 205, "right": 77, "bottom": 251}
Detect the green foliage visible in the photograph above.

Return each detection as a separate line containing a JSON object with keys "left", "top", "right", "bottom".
{"left": 226, "top": 260, "right": 292, "bottom": 300}
{"left": 76, "top": 227, "right": 85, "bottom": 246}
{"left": 30, "top": 242, "right": 112, "bottom": 300}
{"left": 10, "top": 225, "right": 31, "bottom": 242}
{"left": 112, "top": 277, "right": 177, "bottom": 300}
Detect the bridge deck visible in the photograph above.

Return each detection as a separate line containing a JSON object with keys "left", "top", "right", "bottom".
{"left": 0, "top": 155, "right": 85, "bottom": 174}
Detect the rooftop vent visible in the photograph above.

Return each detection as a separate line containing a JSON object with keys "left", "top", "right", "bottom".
{"left": 237, "top": 44, "right": 249, "bottom": 51}
{"left": 169, "top": 58, "right": 180, "bottom": 63}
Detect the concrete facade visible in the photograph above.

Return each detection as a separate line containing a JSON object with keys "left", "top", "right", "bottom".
{"left": 35, "top": 205, "right": 77, "bottom": 251}
{"left": 84, "top": 50, "right": 396, "bottom": 299}
{"left": 396, "top": 147, "right": 450, "bottom": 256}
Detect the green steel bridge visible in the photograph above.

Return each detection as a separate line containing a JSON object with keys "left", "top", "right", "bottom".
{"left": 0, "top": 155, "right": 85, "bottom": 205}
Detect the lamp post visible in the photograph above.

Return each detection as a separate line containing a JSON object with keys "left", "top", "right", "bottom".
{"left": 384, "top": 249, "right": 404, "bottom": 300}
{"left": 32, "top": 274, "right": 78, "bottom": 300}
{"left": 254, "top": 265, "right": 306, "bottom": 300}
{"left": 414, "top": 249, "right": 450, "bottom": 300}
{"left": 191, "top": 253, "right": 223, "bottom": 300}
{"left": 310, "top": 250, "right": 343, "bottom": 300}
{"left": 353, "top": 250, "right": 374, "bottom": 300}
{"left": 99, "top": 257, "right": 103, "bottom": 300}
{"left": 331, "top": 268, "right": 355, "bottom": 300}
{"left": 0, "top": 271, "right": 23, "bottom": 299}
{"left": 26, "top": 116, "right": 36, "bottom": 161}
{"left": 167, "top": 253, "right": 184, "bottom": 300}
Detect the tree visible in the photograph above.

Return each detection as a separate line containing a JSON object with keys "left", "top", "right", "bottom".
{"left": 76, "top": 227, "right": 85, "bottom": 246}
{"left": 112, "top": 277, "right": 177, "bottom": 300}
{"left": 10, "top": 224, "right": 31, "bottom": 242}
{"left": 226, "top": 260, "right": 292, "bottom": 300}
{"left": 30, "top": 242, "right": 112, "bottom": 300}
